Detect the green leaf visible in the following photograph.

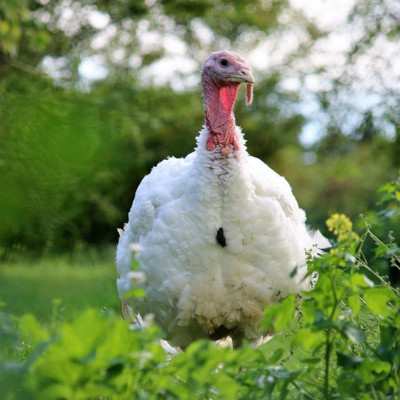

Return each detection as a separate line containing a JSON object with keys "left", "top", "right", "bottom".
{"left": 19, "top": 314, "right": 49, "bottom": 346}
{"left": 342, "top": 324, "right": 365, "bottom": 344}
{"left": 348, "top": 295, "right": 361, "bottom": 316}
{"left": 262, "top": 295, "right": 296, "bottom": 332}
{"left": 364, "top": 288, "right": 394, "bottom": 317}
{"left": 267, "top": 366, "right": 295, "bottom": 380}
{"left": 293, "top": 329, "right": 325, "bottom": 351}
{"left": 350, "top": 273, "right": 373, "bottom": 288}
{"left": 123, "top": 288, "right": 145, "bottom": 299}
{"left": 275, "top": 296, "right": 296, "bottom": 331}
{"left": 267, "top": 348, "right": 284, "bottom": 363}
{"left": 359, "top": 360, "right": 391, "bottom": 384}
{"left": 337, "top": 352, "right": 363, "bottom": 368}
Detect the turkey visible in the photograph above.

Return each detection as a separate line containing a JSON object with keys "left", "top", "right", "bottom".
{"left": 116, "top": 50, "right": 330, "bottom": 348}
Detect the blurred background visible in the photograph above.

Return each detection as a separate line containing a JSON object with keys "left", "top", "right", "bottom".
{"left": 0, "top": 0, "right": 399, "bottom": 318}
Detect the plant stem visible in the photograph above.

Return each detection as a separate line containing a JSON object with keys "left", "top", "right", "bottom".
{"left": 324, "top": 276, "right": 338, "bottom": 399}
{"left": 324, "top": 329, "right": 331, "bottom": 399}
{"left": 291, "top": 381, "right": 314, "bottom": 400}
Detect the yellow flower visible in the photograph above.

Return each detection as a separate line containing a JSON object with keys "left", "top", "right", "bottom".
{"left": 326, "top": 213, "right": 355, "bottom": 241}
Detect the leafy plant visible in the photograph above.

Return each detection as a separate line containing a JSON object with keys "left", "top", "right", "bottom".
{"left": 1, "top": 180, "right": 400, "bottom": 399}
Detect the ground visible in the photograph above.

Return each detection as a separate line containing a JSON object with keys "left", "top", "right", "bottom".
{"left": 0, "top": 252, "right": 119, "bottom": 321}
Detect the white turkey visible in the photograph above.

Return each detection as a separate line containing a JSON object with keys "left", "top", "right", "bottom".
{"left": 116, "top": 50, "right": 329, "bottom": 348}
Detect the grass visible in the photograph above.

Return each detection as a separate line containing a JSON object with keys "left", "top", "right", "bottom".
{"left": 0, "top": 252, "right": 119, "bottom": 322}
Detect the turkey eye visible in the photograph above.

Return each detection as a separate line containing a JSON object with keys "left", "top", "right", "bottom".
{"left": 220, "top": 58, "right": 229, "bottom": 67}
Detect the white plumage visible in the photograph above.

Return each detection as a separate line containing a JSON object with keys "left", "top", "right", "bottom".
{"left": 116, "top": 128, "right": 329, "bottom": 346}
{"left": 116, "top": 50, "right": 329, "bottom": 347}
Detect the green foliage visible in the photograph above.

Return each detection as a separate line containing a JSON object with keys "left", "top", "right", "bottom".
{"left": 357, "top": 177, "right": 400, "bottom": 283}
{"left": 0, "top": 0, "right": 50, "bottom": 58}
{"left": 1, "top": 1, "right": 400, "bottom": 397}
{"left": 1, "top": 182, "right": 400, "bottom": 399}
{"left": 0, "top": 0, "right": 398, "bottom": 253}
{"left": 161, "top": 0, "right": 287, "bottom": 40}
{"left": 0, "top": 68, "right": 309, "bottom": 252}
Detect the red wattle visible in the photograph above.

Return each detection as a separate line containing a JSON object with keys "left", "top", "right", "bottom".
{"left": 218, "top": 84, "right": 240, "bottom": 112}
{"left": 203, "top": 80, "right": 240, "bottom": 156}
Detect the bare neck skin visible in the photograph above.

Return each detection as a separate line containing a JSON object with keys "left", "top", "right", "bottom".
{"left": 202, "top": 73, "right": 241, "bottom": 157}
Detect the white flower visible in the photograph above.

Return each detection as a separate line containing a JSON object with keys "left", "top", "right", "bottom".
{"left": 127, "top": 271, "right": 146, "bottom": 284}
{"left": 130, "top": 313, "right": 154, "bottom": 330}
{"left": 129, "top": 242, "right": 141, "bottom": 254}
{"left": 160, "top": 339, "right": 180, "bottom": 355}
{"left": 364, "top": 276, "right": 374, "bottom": 287}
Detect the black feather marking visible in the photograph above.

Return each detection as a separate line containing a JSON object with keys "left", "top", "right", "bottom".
{"left": 209, "top": 325, "right": 236, "bottom": 340}
{"left": 216, "top": 227, "right": 226, "bottom": 247}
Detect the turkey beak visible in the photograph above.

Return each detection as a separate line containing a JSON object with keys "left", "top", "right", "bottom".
{"left": 240, "top": 69, "right": 255, "bottom": 84}
{"left": 227, "top": 67, "right": 255, "bottom": 106}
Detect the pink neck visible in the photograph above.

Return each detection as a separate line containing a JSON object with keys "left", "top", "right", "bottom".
{"left": 202, "top": 74, "right": 240, "bottom": 156}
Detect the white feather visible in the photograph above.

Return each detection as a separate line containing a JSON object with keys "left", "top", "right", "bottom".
{"left": 116, "top": 127, "right": 329, "bottom": 347}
